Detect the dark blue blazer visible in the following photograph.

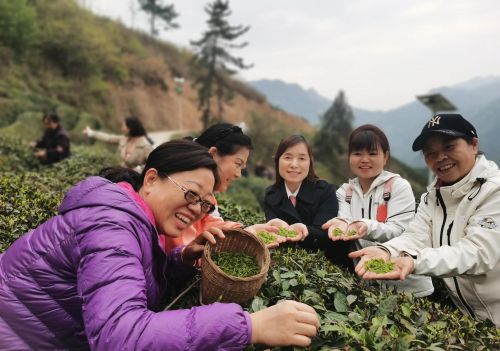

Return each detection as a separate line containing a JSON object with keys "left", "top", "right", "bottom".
{"left": 263, "top": 179, "right": 352, "bottom": 270}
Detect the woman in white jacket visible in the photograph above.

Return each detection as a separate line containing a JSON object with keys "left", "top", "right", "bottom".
{"left": 350, "top": 114, "right": 500, "bottom": 327}
{"left": 322, "top": 124, "right": 434, "bottom": 297}
{"left": 83, "top": 116, "right": 153, "bottom": 172}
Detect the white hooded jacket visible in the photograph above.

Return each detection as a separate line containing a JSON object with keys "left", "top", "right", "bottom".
{"left": 337, "top": 170, "right": 434, "bottom": 297}
{"left": 383, "top": 156, "right": 500, "bottom": 326}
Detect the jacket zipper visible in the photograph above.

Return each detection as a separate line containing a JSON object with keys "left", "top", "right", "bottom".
{"left": 438, "top": 194, "right": 476, "bottom": 318}
{"left": 436, "top": 189, "right": 447, "bottom": 246}
{"left": 368, "top": 195, "right": 373, "bottom": 220}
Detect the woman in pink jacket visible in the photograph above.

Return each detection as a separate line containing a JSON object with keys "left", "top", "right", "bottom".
{"left": 163, "top": 123, "right": 306, "bottom": 252}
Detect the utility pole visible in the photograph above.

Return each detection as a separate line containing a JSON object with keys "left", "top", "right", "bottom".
{"left": 174, "top": 77, "right": 185, "bottom": 130}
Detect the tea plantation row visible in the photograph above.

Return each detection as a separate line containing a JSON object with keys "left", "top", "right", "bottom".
{"left": 1, "top": 136, "right": 498, "bottom": 350}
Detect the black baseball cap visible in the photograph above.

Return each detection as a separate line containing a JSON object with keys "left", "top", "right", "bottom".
{"left": 412, "top": 113, "right": 478, "bottom": 151}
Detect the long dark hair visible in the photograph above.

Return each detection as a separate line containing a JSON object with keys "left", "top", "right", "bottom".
{"left": 124, "top": 116, "right": 154, "bottom": 144}
{"left": 273, "top": 134, "right": 319, "bottom": 187}
{"left": 194, "top": 123, "right": 252, "bottom": 156}
{"left": 348, "top": 124, "right": 391, "bottom": 163}
{"left": 100, "top": 139, "right": 220, "bottom": 191}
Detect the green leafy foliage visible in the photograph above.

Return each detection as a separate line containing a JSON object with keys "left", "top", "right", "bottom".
{"left": 248, "top": 248, "right": 499, "bottom": 350}
{"left": 314, "top": 90, "right": 353, "bottom": 181}
{"left": 1, "top": 131, "right": 498, "bottom": 350}
{"left": 216, "top": 197, "right": 265, "bottom": 226}
{"left": 219, "top": 175, "right": 271, "bottom": 211}
{"left": 0, "top": 137, "right": 119, "bottom": 251}
{"left": 0, "top": 0, "right": 37, "bottom": 55}
{"left": 138, "top": 0, "right": 179, "bottom": 36}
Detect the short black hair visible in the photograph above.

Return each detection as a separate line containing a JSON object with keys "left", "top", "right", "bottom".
{"left": 42, "top": 112, "right": 60, "bottom": 123}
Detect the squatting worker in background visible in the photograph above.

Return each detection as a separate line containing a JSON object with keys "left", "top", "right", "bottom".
{"left": 0, "top": 139, "right": 319, "bottom": 350}
{"left": 350, "top": 114, "right": 500, "bottom": 327}
{"left": 29, "top": 112, "right": 70, "bottom": 164}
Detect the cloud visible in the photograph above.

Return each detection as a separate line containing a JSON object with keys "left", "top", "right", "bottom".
{"left": 90, "top": 0, "right": 500, "bottom": 110}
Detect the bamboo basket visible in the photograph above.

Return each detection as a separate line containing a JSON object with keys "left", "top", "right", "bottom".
{"left": 200, "top": 228, "right": 271, "bottom": 305}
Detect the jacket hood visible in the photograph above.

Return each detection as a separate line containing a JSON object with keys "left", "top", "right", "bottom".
{"left": 429, "top": 155, "right": 499, "bottom": 198}
{"left": 58, "top": 176, "right": 153, "bottom": 229}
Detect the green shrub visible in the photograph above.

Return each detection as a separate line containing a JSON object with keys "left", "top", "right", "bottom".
{"left": 0, "top": 139, "right": 119, "bottom": 251}
{"left": 217, "top": 197, "right": 265, "bottom": 226}
{"left": 0, "top": 135, "right": 41, "bottom": 171}
{"left": 166, "top": 247, "right": 499, "bottom": 350}
{"left": 1, "top": 134, "right": 498, "bottom": 350}
{"left": 0, "top": 173, "right": 60, "bottom": 251}
{"left": 0, "top": 0, "right": 38, "bottom": 55}
{"left": 220, "top": 175, "right": 271, "bottom": 211}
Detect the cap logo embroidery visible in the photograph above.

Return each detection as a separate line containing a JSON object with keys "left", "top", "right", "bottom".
{"left": 427, "top": 116, "right": 441, "bottom": 128}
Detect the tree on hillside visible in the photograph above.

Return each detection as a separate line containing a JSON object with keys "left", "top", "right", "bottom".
{"left": 138, "top": 0, "right": 178, "bottom": 36}
{"left": 0, "top": 0, "right": 37, "bottom": 55}
{"left": 191, "top": 0, "right": 252, "bottom": 129}
{"left": 314, "top": 90, "right": 354, "bottom": 179}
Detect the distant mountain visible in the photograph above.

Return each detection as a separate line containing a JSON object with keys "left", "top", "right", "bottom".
{"left": 248, "top": 79, "right": 331, "bottom": 125}
{"left": 250, "top": 76, "right": 500, "bottom": 167}
{"left": 355, "top": 76, "right": 500, "bottom": 167}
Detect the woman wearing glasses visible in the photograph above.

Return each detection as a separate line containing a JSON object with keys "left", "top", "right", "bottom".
{"left": 163, "top": 123, "right": 306, "bottom": 252}
{"left": 0, "top": 140, "right": 319, "bottom": 350}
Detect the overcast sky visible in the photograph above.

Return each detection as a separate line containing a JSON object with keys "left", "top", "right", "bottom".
{"left": 88, "top": 0, "right": 500, "bottom": 111}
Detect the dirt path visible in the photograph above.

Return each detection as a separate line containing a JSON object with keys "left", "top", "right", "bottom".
{"left": 148, "top": 129, "right": 190, "bottom": 146}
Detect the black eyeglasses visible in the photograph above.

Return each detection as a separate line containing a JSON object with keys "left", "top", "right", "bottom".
{"left": 167, "top": 176, "right": 216, "bottom": 214}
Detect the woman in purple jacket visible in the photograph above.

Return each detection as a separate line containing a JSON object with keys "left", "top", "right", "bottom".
{"left": 0, "top": 139, "right": 319, "bottom": 350}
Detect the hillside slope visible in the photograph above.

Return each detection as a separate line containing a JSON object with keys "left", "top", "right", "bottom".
{"left": 0, "top": 0, "right": 312, "bottom": 143}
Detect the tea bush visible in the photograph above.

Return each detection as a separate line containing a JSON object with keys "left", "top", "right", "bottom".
{"left": 1, "top": 136, "right": 498, "bottom": 350}
{"left": 0, "top": 136, "right": 119, "bottom": 250}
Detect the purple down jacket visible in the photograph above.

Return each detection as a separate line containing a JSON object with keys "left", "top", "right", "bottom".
{"left": 0, "top": 177, "right": 251, "bottom": 350}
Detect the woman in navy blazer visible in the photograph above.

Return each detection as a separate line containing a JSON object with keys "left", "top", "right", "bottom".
{"left": 263, "top": 135, "right": 353, "bottom": 271}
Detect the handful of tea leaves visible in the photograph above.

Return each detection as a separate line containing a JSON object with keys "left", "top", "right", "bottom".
{"left": 364, "top": 258, "right": 395, "bottom": 274}
{"left": 347, "top": 229, "right": 358, "bottom": 236}
{"left": 277, "top": 227, "right": 298, "bottom": 238}
{"left": 332, "top": 228, "right": 344, "bottom": 237}
{"left": 332, "top": 228, "right": 357, "bottom": 237}
{"left": 212, "top": 252, "right": 260, "bottom": 277}
{"left": 257, "top": 231, "right": 277, "bottom": 245}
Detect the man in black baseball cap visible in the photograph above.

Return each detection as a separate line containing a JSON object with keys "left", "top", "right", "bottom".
{"left": 350, "top": 113, "right": 500, "bottom": 327}
{"left": 412, "top": 113, "right": 478, "bottom": 152}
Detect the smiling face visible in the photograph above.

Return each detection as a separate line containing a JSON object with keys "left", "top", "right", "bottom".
{"left": 423, "top": 134, "right": 478, "bottom": 185}
{"left": 140, "top": 168, "right": 215, "bottom": 237}
{"left": 210, "top": 146, "right": 249, "bottom": 192}
{"left": 349, "top": 146, "right": 388, "bottom": 188}
{"left": 278, "top": 142, "right": 310, "bottom": 192}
